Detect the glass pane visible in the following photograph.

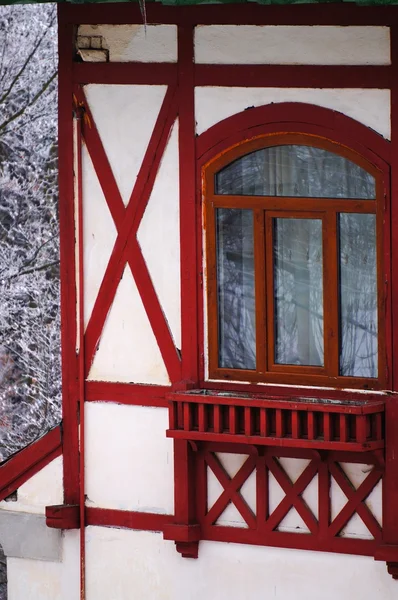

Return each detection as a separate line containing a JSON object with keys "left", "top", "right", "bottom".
{"left": 215, "top": 145, "right": 375, "bottom": 199}
{"left": 339, "top": 214, "right": 377, "bottom": 378}
{"left": 274, "top": 218, "right": 324, "bottom": 366}
{"left": 216, "top": 209, "right": 256, "bottom": 369}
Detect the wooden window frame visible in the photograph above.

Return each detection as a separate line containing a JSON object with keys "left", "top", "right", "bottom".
{"left": 204, "top": 133, "right": 387, "bottom": 390}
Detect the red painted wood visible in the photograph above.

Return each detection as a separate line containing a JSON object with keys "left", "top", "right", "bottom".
{"left": 204, "top": 452, "right": 256, "bottom": 528}
{"left": 0, "top": 427, "right": 62, "bottom": 502}
{"left": 77, "top": 85, "right": 181, "bottom": 382}
{"left": 86, "top": 507, "right": 173, "bottom": 531}
{"left": 197, "top": 103, "right": 391, "bottom": 171}
{"left": 60, "top": 3, "right": 397, "bottom": 27}
{"left": 58, "top": 10, "right": 80, "bottom": 506}
{"left": 264, "top": 455, "right": 318, "bottom": 534}
{"left": 380, "top": 27, "right": 398, "bottom": 571}
{"left": 46, "top": 504, "right": 80, "bottom": 529}
{"left": 195, "top": 65, "right": 392, "bottom": 90}
{"left": 202, "top": 525, "right": 377, "bottom": 556}
{"left": 74, "top": 107, "right": 87, "bottom": 598}
{"left": 73, "top": 62, "right": 178, "bottom": 85}
{"left": 85, "top": 381, "right": 169, "bottom": 406}
{"left": 168, "top": 430, "right": 384, "bottom": 452}
{"left": 178, "top": 24, "right": 199, "bottom": 387}
{"left": 327, "top": 462, "right": 382, "bottom": 540}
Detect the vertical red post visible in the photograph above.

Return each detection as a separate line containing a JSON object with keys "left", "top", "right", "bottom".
{"left": 178, "top": 23, "right": 198, "bottom": 389}
{"left": 57, "top": 7, "right": 80, "bottom": 508}
{"left": 374, "top": 24, "right": 398, "bottom": 579}
{"left": 163, "top": 22, "right": 201, "bottom": 558}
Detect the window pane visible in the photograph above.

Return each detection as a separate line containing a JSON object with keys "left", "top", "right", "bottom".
{"left": 215, "top": 145, "right": 375, "bottom": 199}
{"left": 216, "top": 209, "right": 256, "bottom": 370}
{"left": 339, "top": 213, "right": 377, "bottom": 378}
{"left": 274, "top": 218, "right": 324, "bottom": 366}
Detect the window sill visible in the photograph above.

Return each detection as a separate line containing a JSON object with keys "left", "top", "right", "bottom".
{"left": 166, "top": 390, "right": 385, "bottom": 452}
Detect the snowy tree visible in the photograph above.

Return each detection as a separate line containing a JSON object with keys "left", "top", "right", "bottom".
{"left": 0, "top": 3, "right": 60, "bottom": 461}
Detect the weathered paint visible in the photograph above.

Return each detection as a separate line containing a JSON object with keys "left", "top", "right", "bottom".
{"left": 195, "top": 26, "right": 391, "bottom": 65}
{"left": 77, "top": 24, "right": 178, "bottom": 63}
{"left": 85, "top": 403, "right": 174, "bottom": 512}
{"left": 84, "top": 527, "right": 397, "bottom": 600}
{"left": 195, "top": 87, "right": 391, "bottom": 139}
{"left": 84, "top": 84, "right": 167, "bottom": 206}
{"left": 137, "top": 120, "right": 181, "bottom": 350}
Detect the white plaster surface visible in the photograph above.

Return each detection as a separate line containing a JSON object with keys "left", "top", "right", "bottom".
{"left": 137, "top": 120, "right": 181, "bottom": 350}
{"left": 82, "top": 144, "right": 118, "bottom": 329}
{"left": 78, "top": 25, "right": 177, "bottom": 62}
{"left": 195, "top": 87, "right": 391, "bottom": 140}
{"left": 84, "top": 84, "right": 167, "bottom": 206}
{"left": 195, "top": 26, "right": 390, "bottom": 65}
{"left": 0, "top": 457, "right": 63, "bottom": 515}
{"left": 85, "top": 403, "right": 174, "bottom": 513}
{"left": 60, "top": 531, "right": 80, "bottom": 600}
{"left": 8, "top": 557, "right": 62, "bottom": 600}
{"left": 88, "top": 265, "right": 170, "bottom": 384}
{"left": 85, "top": 527, "right": 397, "bottom": 600}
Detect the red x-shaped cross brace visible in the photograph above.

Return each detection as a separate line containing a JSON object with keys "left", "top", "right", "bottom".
{"left": 204, "top": 452, "right": 257, "bottom": 529}
{"left": 74, "top": 85, "right": 181, "bottom": 382}
{"left": 328, "top": 461, "right": 382, "bottom": 541}
{"left": 265, "top": 456, "right": 319, "bottom": 535}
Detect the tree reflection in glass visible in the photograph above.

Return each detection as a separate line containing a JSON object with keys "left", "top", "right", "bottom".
{"left": 216, "top": 208, "right": 256, "bottom": 370}
{"left": 274, "top": 218, "right": 324, "bottom": 366}
{"left": 339, "top": 214, "right": 377, "bottom": 378}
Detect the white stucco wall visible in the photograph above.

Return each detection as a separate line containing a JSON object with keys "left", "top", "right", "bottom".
{"left": 195, "top": 87, "right": 391, "bottom": 139}
{"left": 85, "top": 403, "right": 174, "bottom": 513}
{"left": 84, "top": 527, "right": 396, "bottom": 600}
{"left": 195, "top": 26, "right": 390, "bottom": 65}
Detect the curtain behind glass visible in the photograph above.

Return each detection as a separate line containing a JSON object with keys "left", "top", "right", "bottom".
{"left": 216, "top": 145, "right": 375, "bottom": 199}
{"left": 216, "top": 209, "right": 256, "bottom": 370}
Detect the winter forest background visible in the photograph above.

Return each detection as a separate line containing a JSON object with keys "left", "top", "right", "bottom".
{"left": 0, "top": 4, "right": 59, "bottom": 463}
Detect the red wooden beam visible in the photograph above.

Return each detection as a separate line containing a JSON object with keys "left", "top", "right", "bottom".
{"left": 85, "top": 381, "right": 169, "bottom": 406}
{"left": 60, "top": 3, "right": 398, "bottom": 27}
{"left": 73, "top": 62, "right": 178, "bottom": 85}
{"left": 86, "top": 507, "right": 173, "bottom": 532}
{"left": 0, "top": 427, "right": 62, "bottom": 502}
{"left": 194, "top": 65, "right": 392, "bottom": 90}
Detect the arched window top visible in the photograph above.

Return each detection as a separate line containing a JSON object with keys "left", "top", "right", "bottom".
{"left": 215, "top": 144, "right": 376, "bottom": 199}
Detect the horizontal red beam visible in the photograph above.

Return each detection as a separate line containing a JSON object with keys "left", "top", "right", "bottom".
{"left": 61, "top": 3, "right": 398, "bottom": 26}
{"left": 195, "top": 64, "right": 392, "bottom": 89}
{"left": 0, "top": 427, "right": 62, "bottom": 501}
{"left": 202, "top": 525, "right": 377, "bottom": 557}
{"left": 86, "top": 507, "right": 173, "bottom": 532}
{"left": 167, "top": 429, "right": 384, "bottom": 452}
{"left": 85, "top": 381, "right": 169, "bottom": 407}
{"left": 73, "top": 62, "right": 178, "bottom": 85}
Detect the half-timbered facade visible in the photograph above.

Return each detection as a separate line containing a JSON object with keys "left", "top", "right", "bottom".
{"left": 1, "top": 2, "right": 398, "bottom": 599}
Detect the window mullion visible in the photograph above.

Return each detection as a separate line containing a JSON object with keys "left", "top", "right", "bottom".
{"left": 323, "top": 210, "right": 339, "bottom": 378}
{"left": 254, "top": 209, "right": 267, "bottom": 374}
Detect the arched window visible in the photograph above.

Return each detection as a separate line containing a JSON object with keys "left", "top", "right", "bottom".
{"left": 204, "top": 134, "right": 385, "bottom": 390}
